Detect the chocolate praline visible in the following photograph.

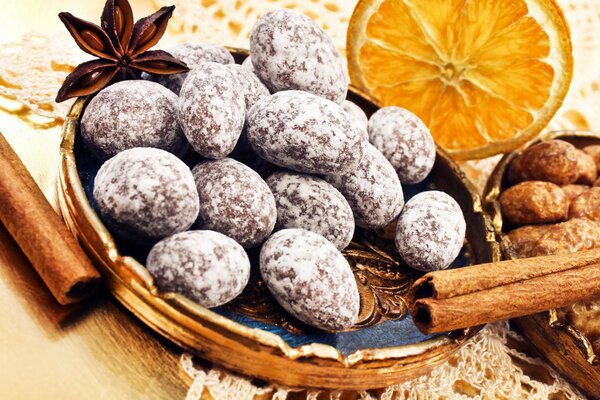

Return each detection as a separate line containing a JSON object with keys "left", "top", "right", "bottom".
{"left": 192, "top": 158, "right": 276, "bottom": 248}
{"left": 395, "top": 191, "right": 465, "bottom": 272}
{"left": 250, "top": 9, "right": 348, "bottom": 104}
{"left": 368, "top": 106, "right": 435, "bottom": 184}
{"left": 326, "top": 144, "right": 404, "bottom": 229}
{"left": 147, "top": 230, "right": 250, "bottom": 308}
{"left": 246, "top": 90, "right": 367, "bottom": 175}
{"left": 260, "top": 229, "right": 360, "bottom": 331}
{"left": 93, "top": 148, "right": 199, "bottom": 244}
{"left": 178, "top": 62, "right": 245, "bottom": 159}
{"left": 81, "top": 80, "right": 185, "bottom": 161}
{"left": 144, "top": 42, "right": 234, "bottom": 94}
{"left": 266, "top": 172, "right": 355, "bottom": 250}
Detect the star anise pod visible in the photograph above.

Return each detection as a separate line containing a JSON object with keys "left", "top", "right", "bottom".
{"left": 55, "top": 0, "right": 189, "bottom": 102}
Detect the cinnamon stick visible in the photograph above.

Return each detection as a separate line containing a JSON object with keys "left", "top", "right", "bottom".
{"left": 0, "top": 133, "right": 100, "bottom": 305}
{"left": 409, "top": 249, "right": 600, "bottom": 334}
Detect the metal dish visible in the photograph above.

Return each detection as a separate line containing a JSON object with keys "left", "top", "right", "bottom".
{"left": 56, "top": 49, "right": 500, "bottom": 390}
{"left": 483, "top": 130, "right": 600, "bottom": 398}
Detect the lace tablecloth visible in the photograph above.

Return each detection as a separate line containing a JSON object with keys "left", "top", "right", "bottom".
{"left": 0, "top": 0, "right": 598, "bottom": 398}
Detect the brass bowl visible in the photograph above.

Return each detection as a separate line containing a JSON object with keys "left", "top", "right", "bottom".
{"left": 56, "top": 49, "right": 500, "bottom": 390}
{"left": 483, "top": 130, "right": 600, "bottom": 398}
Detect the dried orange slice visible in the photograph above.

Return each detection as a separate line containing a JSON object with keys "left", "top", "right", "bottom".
{"left": 347, "top": 0, "right": 573, "bottom": 160}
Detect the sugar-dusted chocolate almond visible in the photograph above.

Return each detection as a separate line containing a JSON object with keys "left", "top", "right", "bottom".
{"left": 395, "top": 191, "right": 465, "bottom": 272}
{"left": 193, "top": 158, "right": 276, "bottom": 248}
{"left": 250, "top": 9, "right": 348, "bottom": 104}
{"left": 368, "top": 106, "right": 435, "bottom": 184}
{"left": 266, "top": 172, "right": 354, "bottom": 250}
{"left": 260, "top": 229, "right": 359, "bottom": 331}
{"left": 81, "top": 80, "right": 185, "bottom": 161}
{"left": 179, "top": 62, "right": 245, "bottom": 159}
{"left": 326, "top": 144, "right": 403, "bottom": 229}
{"left": 247, "top": 90, "right": 367, "bottom": 175}
{"left": 147, "top": 230, "right": 250, "bottom": 308}
{"left": 94, "top": 148, "right": 199, "bottom": 244}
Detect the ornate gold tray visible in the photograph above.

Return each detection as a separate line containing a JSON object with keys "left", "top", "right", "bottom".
{"left": 483, "top": 131, "right": 600, "bottom": 398}
{"left": 56, "top": 49, "right": 500, "bottom": 390}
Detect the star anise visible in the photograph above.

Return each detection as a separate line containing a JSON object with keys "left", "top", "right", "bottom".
{"left": 55, "top": 0, "right": 189, "bottom": 102}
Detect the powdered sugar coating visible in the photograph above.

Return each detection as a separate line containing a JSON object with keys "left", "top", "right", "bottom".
{"left": 246, "top": 90, "right": 367, "bottom": 175}
{"left": 241, "top": 55, "right": 255, "bottom": 72}
{"left": 192, "top": 158, "right": 276, "bottom": 248}
{"left": 368, "top": 106, "right": 435, "bottom": 184}
{"left": 260, "top": 229, "right": 359, "bottom": 331}
{"left": 179, "top": 62, "right": 245, "bottom": 159}
{"left": 266, "top": 172, "right": 354, "bottom": 250}
{"left": 226, "top": 64, "right": 270, "bottom": 112}
{"left": 395, "top": 191, "right": 466, "bottom": 272}
{"left": 342, "top": 100, "right": 368, "bottom": 129}
{"left": 250, "top": 9, "right": 348, "bottom": 104}
{"left": 93, "top": 148, "right": 199, "bottom": 244}
{"left": 145, "top": 42, "right": 234, "bottom": 94}
{"left": 326, "top": 144, "right": 404, "bottom": 229}
{"left": 81, "top": 80, "right": 185, "bottom": 161}
{"left": 147, "top": 230, "right": 250, "bottom": 308}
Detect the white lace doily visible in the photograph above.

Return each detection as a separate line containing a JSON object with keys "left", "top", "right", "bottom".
{"left": 179, "top": 322, "right": 582, "bottom": 400}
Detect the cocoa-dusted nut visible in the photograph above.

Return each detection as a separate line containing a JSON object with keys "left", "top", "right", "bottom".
{"left": 179, "top": 62, "right": 245, "bottom": 159}
{"left": 507, "top": 218, "right": 600, "bottom": 258}
{"left": 147, "top": 230, "right": 250, "bottom": 308}
{"left": 326, "top": 144, "right": 404, "bottom": 229}
{"left": 93, "top": 148, "right": 199, "bottom": 244}
{"left": 247, "top": 90, "right": 367, "bottom": 175}
{"left": 508, "top": 140, "right": 579, "bottom": 185}
{"left": 569, "top": 187, "right": 600, "bottom": 222}
{"left": 584, "top": 145, "right": 600, "bottom": 170}
{"left": 499, "top": 181, "right": 568, "bottom": 225}
{"left": 144, "top": 42, "right": 234, "bottom": 94}
{"left": 574, "top": 149, "right": 598, "bottom": 185}
{"left": 342, "top": 100, "right": 368, "bottom": 129}
{"left": 250, "top": 9, "right": 348, "bottom": 104}
{"left": 562, "top": 184, "right": 590, "bottom": 201}
{"left": 395, "top": 191, "right": 465, "bottom": 272}
{"left": 226, "top": 64, "right": 270, "bottom": 112}
{"left": 368, "top": 106, "right": 436, "bottom": 184}
{"left": 260, "top": 229, "right": 360, "bottom": 331}
{"left": 192, "top": 158, "right": 276, "bottom": 248}
{"left": 241, "top": 55, "right": 255, "bottom": 72}
{"left": 266, "top": 172, "right": 354, "bottom": 250}
{"left": 81, "top": 80, "right": 185, "bottom": 161}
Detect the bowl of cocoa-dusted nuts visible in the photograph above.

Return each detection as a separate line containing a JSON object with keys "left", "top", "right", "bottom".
{"left": 483, "top": 131, "right": 600, "bottom": 399}
{"left": 56, "top": 47, "right": 501, "bottom": 391}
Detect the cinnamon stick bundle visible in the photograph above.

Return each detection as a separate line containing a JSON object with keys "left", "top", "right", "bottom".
{"left": 409, "top": 249, "right": 600, "bottom": 334}
{"left": 0, "top": 133, "right": 100, "bottom": 305}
